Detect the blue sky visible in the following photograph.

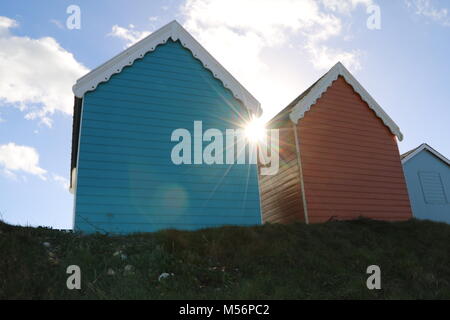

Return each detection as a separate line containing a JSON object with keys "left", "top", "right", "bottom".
{"left": 0, "top": 0, "right": 449, "bottom": 229}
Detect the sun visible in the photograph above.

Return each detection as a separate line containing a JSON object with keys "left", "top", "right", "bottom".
{"left": 244, "top": 117, "right": 266, "bottom": 143}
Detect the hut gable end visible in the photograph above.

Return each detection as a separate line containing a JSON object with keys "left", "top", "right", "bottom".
{"left": 71, "top": 22, "right": 262, "bottom": 234}
{"left": 402, "top": 144, "right": 450, "bottom": 224}
{"left": 289, "top": 62, "right": 403, "bottom": 141}
{"left": 297, "top": 76, "right": 412, "bottom": 222}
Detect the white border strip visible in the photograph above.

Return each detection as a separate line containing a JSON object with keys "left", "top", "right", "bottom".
{"left": 292, "top": 124, "right": 309, "bottom": 224}
{"left": 71, "top": 98, "right": 85, "bottom": 229}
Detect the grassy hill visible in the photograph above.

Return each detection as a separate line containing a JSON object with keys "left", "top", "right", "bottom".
{"left": 1, "top": 218, "right": 450, "bottom": 299}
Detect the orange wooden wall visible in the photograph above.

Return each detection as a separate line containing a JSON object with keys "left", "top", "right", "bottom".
{"left": 297, "top": 76, "right": 412, "bottom": 222}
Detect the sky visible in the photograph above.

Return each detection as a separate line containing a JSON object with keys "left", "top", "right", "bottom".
{"left": 0, "top": 0, "right": 449, "bottom": 229}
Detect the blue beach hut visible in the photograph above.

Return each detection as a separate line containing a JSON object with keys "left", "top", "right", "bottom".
{"left": 70, "top": 21, "right": 262, "bottom": 234}
{"left": 402, "top": 143, "right": 450, "bottom": 224}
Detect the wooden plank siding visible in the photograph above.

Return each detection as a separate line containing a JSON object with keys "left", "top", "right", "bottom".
{"left": 258, "top": 120, "right": 305, "bottom": 223}
{"left": 297, "top": 76, "right": 412, "bottom": 223}
{"left": 403, "top": 149, "right": 450, "bottom": 224}
{"left": 74, "top": 40, "right": 261, "bottom": 234}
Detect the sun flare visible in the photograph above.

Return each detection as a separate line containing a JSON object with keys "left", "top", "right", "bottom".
{"left": 244, "top": 117, "right": 266, "bottom": 143}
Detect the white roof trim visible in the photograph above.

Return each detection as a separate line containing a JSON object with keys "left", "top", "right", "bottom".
{"left": 289, "top": 62, "right": 403, "bottom": 141}
{"left": 402, "top": 143, "right": 450, "bottom": 166}
{"left": 72, "top": 20, "right": 261, "bottom": 116}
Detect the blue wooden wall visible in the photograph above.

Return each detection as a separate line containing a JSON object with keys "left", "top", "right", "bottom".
{"left": 74, "top": 40, "right": 261, "bottom": 234}
{"left": 403, "top": 150, "right": 450, "bottom": 224}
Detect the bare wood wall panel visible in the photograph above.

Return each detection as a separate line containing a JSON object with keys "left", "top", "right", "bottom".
{"left": 259, "top": 123, "right": 304, "bottom": 223}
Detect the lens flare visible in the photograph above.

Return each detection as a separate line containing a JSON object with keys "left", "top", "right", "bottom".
{"left": 244, "top": 117, "right": 266, "bottom": 143}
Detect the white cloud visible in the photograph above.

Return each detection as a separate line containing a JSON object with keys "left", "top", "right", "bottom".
{"left": 405, "top": 0, "right": 450, "bottom": 26}
{"left": 306, "top": 43, "right": 363, "bottom": 71}
{"left": 179, "top": 0, "right": 372, "bottom": 119}
{"left": 105, "top": 1, "right": 372, "bottom": 119}
{"left": 109, "top": 24, "right": 151, "bottom": 48}
{"left": 182, "top": 0, "right": 340, "bottom": 45}
{"left": 0, "top": 142, "right": 71, "bottom": 188}
{"left": 0, "top": 16, "right": 89, "bottom": 126}
{"left": 181, "top": 0, "right": 371, "bottom": 72}
{"left": 0, "top": 16, "right": 17, "bottom": 33}
{"left": 0, "top": 142, "right": 47, "bottom": 180}
{"left": 322, "top": 0, "right": 373, "bottom": 15}
{"left": 52, "top": 173, "right": 70, "bottom": 189}
{"left": 49, "top": 19, "right": 64, "bottom": 29}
